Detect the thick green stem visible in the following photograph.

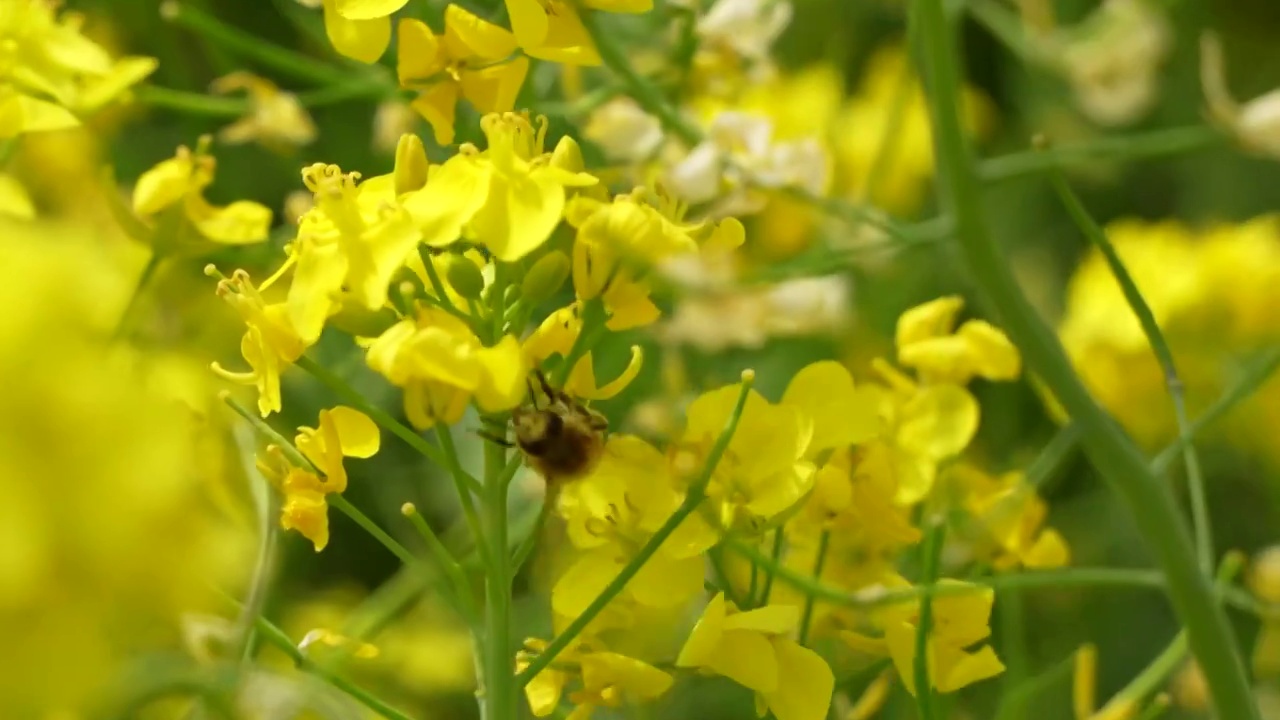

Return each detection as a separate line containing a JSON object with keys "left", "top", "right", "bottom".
{"left": 910, "top": 0, "right": 1257, "bottom": 717}
{"left": 515, "top": 370, "right": 757, "bottom": 687}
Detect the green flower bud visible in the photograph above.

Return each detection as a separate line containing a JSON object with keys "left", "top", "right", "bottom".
{"left": 445, "top": 256, "right": 486, "bottom": 299}
{"left": 521, "top": 250, "right": 571, "bottom": 307}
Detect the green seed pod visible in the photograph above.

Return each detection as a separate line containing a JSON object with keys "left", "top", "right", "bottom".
{"left": 394, "top": 133, "right": 429, "bottom": 195}
{"left": 521, "top": 250, "right": 571, "bottom": 307}
{"left": 445, "top": 256, "right": 486, "bottom": 299}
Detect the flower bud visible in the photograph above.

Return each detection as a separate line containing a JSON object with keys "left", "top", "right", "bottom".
{"left": 394, "top": 133, "right": 429, "bottom": 195}
{"left": 1202, "top": 32, "right": 1280, "bottom": 159}
{"left": 521, "top": 251, "right": 571, "bottom": 307}
{"left": 445, "top": 256, "right": 486, "bottom": 300}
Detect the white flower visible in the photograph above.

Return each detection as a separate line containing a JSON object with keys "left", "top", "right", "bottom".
{"left": 697, "top": 0, "right": 792, "bottom": 61}
{"left": 1201, "top": 32, "right": 1280, "bottom": 160}
{"left": 1057, "top": 0, "right": 1170, "bottom": 126}
{"left": 584, "top": 97, "right": 664, "bottom": 163}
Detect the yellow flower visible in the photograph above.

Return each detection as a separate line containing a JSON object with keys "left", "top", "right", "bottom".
{"left": 677, "top": 593, "right": 834, "bottom": 720}
{"left": 0, "top": 2, "right": 156, "bottom": 136}
{"left": 210, "top": 72, "right": 318, "bottom": 151}
{"left": 505, "top": 0, "right": 651, "bottom": 65}
{"left": 259, "top": 406, "right": 380, "bottom": 551}
{"left": 210, "top": 268, "right": 307, "bottom": 417}
{"left": 517, "top": 638, "right": 673, "bottom": 719}
{"left": 366, "top": 306, "right": 528, "bottom": 428}
{"left": 780, "top": 360, "right": 881, "bottom": 457}
{"left": 895, "top": 295, "right": 1021, "bottom": 385}
{"left": 553, "top": 435, "right": 717, "bottom": 618}
{"left": 949, "top": 464, "right": 1070, "bottom": 571}
{"left": 523, "top": 304, "right": 645, "bottom": 400}
{"left": 679, "top": 378, "right": 815, "bottom": 531}
{"left": 1249, "top": 546, "right": 1280, "bottom": 677}
{"left": 842, "top": 580, "right": 1004, "bottom": 696}
{"left": 288, "top": 161, "right": 421, "bottom": 343}
{"left": 0, "top": 173, "right": 34, "bottom": 219}
{"left": 404, "top": 112, "right": 597, "bottom": 262}
{"left": 132, "top": 138, "right": 273, "bottom": 247}
{"left": 397, "top": 6, "right": 529, "bottom": 146}
{"left": 320, "top": 0, "right": 409, "bottom": 63}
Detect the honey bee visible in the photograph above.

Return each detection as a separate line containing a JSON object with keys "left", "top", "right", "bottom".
{"left": 487, "top": 370, "right": 608, "bottom": 486}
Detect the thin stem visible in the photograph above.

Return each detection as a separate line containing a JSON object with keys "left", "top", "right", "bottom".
{"left": 980, "top": 126, "right": 1224, "bottom": 183}
{"left": 552, "top": 298, "right": 607, "bottom": 387}
{"left": 993, "top": 652, "right": 1075, "bottom": 720}
{"left": 759, "top": 527, "right": 786, "bottom": 606}
{"left": 402, "top": 503, "right": 478, "bottom": 624}
{"left": 997, "top": 590, "right": 1029, "bottom": 704}
{"left": 708, "top": 546, "right": 747, "bottom": 607}
{"left": 1026, "top": 423, "right": 1081, "bottom": 489}
{"left": 112, "top": 252, "right": 162, "bottom": 341}
{"left": 433, "top": 424, "right": 489, "bottom": 551}
{"left": 516, "top": 370, "right": 758, "bottom": 686}
{"left": 1152, "top": 344, "right": 1280, "bottom": 474}
{"left": 1050, "top": 172, "right": 1212, "bottom": 573}
{"left": 231, "top": 464, "right": 279, "bottom": 664}
{"left": 913, "top": 523, "right": 945, "bottom": 717}
{"left": 134, "top": 85, "right": 247, "bottom": 116}
{"left": 482, "top": 423, "right": 515, "bottom": 720}
{"left": 329, "top": 495, "right": 420, "bottom": 569}
{"left": 418, "top": 247, "right": 471, "bottom": 324}
{"left": 226, "top": 602, "right": 415, "bottom": 720}
{"left": 798, "top": 530, "right": 831, "bottom": 645}
{"left": 161, "top": 1, "right": 355, "bottom": 86}
{"left": 295, "top": 355, "right": 476, "bottom": 492}
{"left": 910, "top": 0, "right": 1258, "bottom": 716}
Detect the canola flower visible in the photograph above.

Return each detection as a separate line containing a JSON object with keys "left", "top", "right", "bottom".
{"left": 14, "top": 0, "right": 1280, "bottom": 718}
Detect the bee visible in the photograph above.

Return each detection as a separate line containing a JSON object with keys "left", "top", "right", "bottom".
{"left": 486, "top": 370, "right": 609, "bottom": 486}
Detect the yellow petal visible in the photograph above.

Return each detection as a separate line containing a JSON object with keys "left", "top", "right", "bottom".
{"left": 525, "top": 668, "right": 569, "bottom": 717}
{"left": 552, "top": 549, "right": 622, "bottom": 619}
{"left": 583, "top": 0, "right": 652, "bottom": 9}
{"left": 709, "top": 630, "right": 780, "bottom": 693}
{"left": 931, "top": 581, "right": 995, "bottom": 647}
{"left": 580, "top": 653, "right": 673, "bottom": 699}
{"left": 505, "top": 0, "right": 550, "bottom": 54}
{"left": 630, "top": 553, "right": 704, "bottom": 607}
{"left": 744, "top": 464, "right": 815, "bottom": 520}
{"left": 325, "top": 406, "right": 380, "bottom": 458}
{"left": 935, "top": 643, "right": 1005, "bottom": 693}
{"left": 724, "top": 604, "right": 800, "bottom": 634}
{"left": 404, "top": 155, "right": 490, "bottom": 246}
{"left": 324, "top": 0, "right": 392, "bottom": 63}
{"left": 898, "top": 384, "right": 979, "bottom": 459}
{"left": 471, "top": 171, "right": 563, "bottom": 262}
{"left": 677, "top": 593, "right": 727, "bottom": 668}
{"left": 444, "top": 4, "right": 519, "bottom": 58}
{"left": 1075, "top": 644, "right": 1098, "bottom": 718}
{"left": 279, "top": 474, "right": 331, "bottom": 551}
{"left": 288, "top": 240, "right": 349, "bottom": 344}
{"left": 79, "top": 56, "right": 159, "bottom": 110}
{"left": 0, "top": 174, "right": 35, "bottom": 219}
{"left": 460, "top": 57, "right": 530, "bottom": 115}
{"left": 957, "top": 319, "right": 1021, "bottom": 381}
{"left": 1024, "top": 529, "right": 1070, "bottom": 569}
{"left": 782, "top": 360, "right": 880, "bottom": 453}
{"left": 397, "top": 18, "right": 447, "bottom": 84}
{"left": 475, "top": 334, "right": 529, "bottom": 411}
{"left": 133, "top": 154, "right": 193, "bottom": 215}
{"left": 567, "top": 345, "right": 643, "bottom": 400}
{"left": 896, "top": 295, "right": 964, "bottom": 350}
{"left": 185, "top": 195, "right": 272, "bottom": 244}
{"left": 0, "top": 92, "right": 80, "bottom": 138}
{"left": 838, "top": 631, "right": 888, "bottom": 656}
{"left": 410, "top": 81, "right": 461, "bottom": 147}
{"left": 334, "top": 0, "right": 410, "bottom": 20}
{"left": 883, "top": 621, "right": 922, "bottom": 696}
{"left": 763, "top": 639, "right": 835, "bottom": 720}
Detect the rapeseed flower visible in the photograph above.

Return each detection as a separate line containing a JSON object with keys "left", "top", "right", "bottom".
{"left": 405, "top": 112, "right": 597, "bottom": 262}
{"left": 210, "top": 72, "right": 318, "bottom": 151}
{"left": 319, "top": 0, "right": 409, "bottom": 63}
{"left": 518, "top": 637, "right": 673, "bottom": 719}
{"left": 948, "top": 464, "right": 1070, "bottom": 570}
{"left": 398, "top": 6, "right": 529, "bottom": 146}
{"left": 1202, "top": 32, "right": 1280, "bottom": 160}
{"left": 504, "top": 0, "right": 652, "bottom": 66}
{"left": 677, "top": 593, "right": 834, "bottom": 720}
{"left": 210, "top": 268, "right": 307, "bottom": 417}
{"left": 366, "top": 306, "right": 527, "bottom": 427}
{"left": 1250, "top": 546, "right": 1280, "bottom": 677}
{"left": 523, "top": 304, "right": 645, "bottom": 400}
{"left": 132, "top": 137, "right": 273, "bottom": 247}
{"left": 553, "top": 435, "right": 717, "bottom": 617}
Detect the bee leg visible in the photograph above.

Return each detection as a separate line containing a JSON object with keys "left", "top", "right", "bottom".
{"left": 526, "top": 377, "right": 540, "bottom": 409}
{"left": 534, "top": 368, "right": 557, "bottom": 399}
{"left": 475, "top": 429, "right": 515, "bottom": 448}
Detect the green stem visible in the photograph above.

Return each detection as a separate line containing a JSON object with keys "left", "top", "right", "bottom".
{"left": 402, "top": 503, "right": 478, "bottom": 624}
{"left": 1151, "top": 344, "right": 1280, "bottom": 474}
{"left": 993, "top": 652, "right": 1075, "bottom": 720}
{"left": 516, "top": 370, "right": 758, "bottom": 686}
{"left": 232, "top": 471, "right": 279, "bottom": 664}
{"left": 162, "top": 2, "right": 355, "bottom": 86}
{"left": 996, "top": 590, "right": 1029, "bottom": 704}
{"left": 418, "top": 247, "right": 471, "bottom": 324}
{"left": 910, "top": 0, "right": 1258, "bottom": 717}
{"left": 1025, "top": 423, "right": 1081, "bottom": 489}
{"left": 708, "top": 546, "right": 747, "bottom": 607}
{"left": 112, "top": 252, "right": 162, "bottom": 341}
{"left": 913, "top": 523, "right": 945, "bottom": 717}
{"left": 134, "top": 85, "right": 247, "bottom": 116}
{"left": 1050, "top": 172, "right": 1211, "bottom": 573}
{"left": 980, "top": 127, "right": 1224, "bottom": 183}
{"left": 228, "top": 603, "right": 415, "bottom": 720}
{"left": 329, "top": 495, "right": 420, "bottom": 569}
{"left": 482, "top": 421, "right": 515, "bottom": 720}
{"left": 433, "top": 423, "right": 488, "bottom": 542}
{"left": 552, "top": 298, "right": 607, "bottom": 387}
{"left": 295, "top": 355, "right": 475, "bottom": 492}
{"left": 759, "top": 528, "right": 786, "bottom": 607}
{"left": 798, "top": 530, "right": 831, "bottom": 645}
